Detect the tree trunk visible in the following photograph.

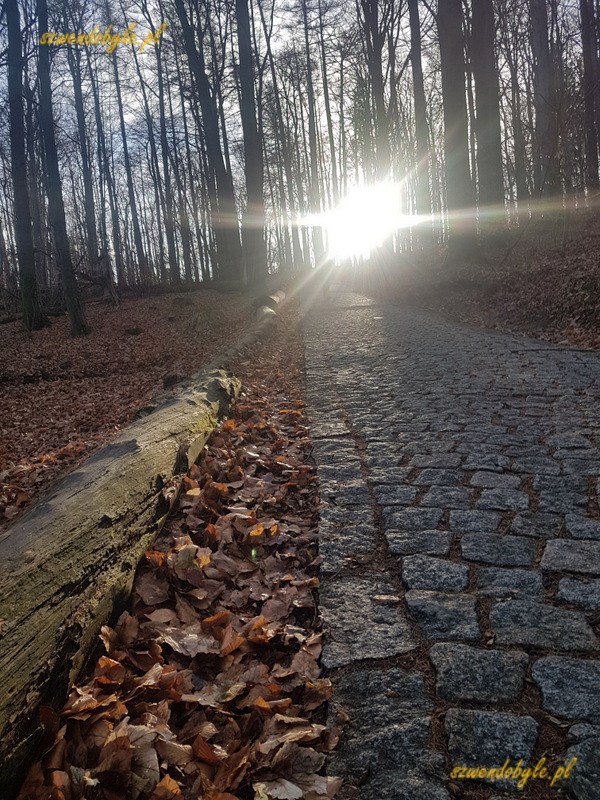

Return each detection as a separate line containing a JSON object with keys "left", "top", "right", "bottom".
{"left": 437, "top": 0, "right": 476, "bottom": 249}
{"left": 6, "top": 0, "right": 47, "bottom": 331}
{"left": 174, "top": 0, "right": 243, "bottom": 283}
{"left": 471, "top": 0, "right": 505, "bottom": 210}
{"left": 301, "top": 0, "right": 325, "bottom": 265}
{"left": 530, "top": 0, "right": 560, "bottom": 194}
{"left": 580, "top": 0, "right": 600, "bottom": 191}
{"left": 408, "top": 0, "right": 431, "bottom": 216}
{"left": 37, "top": 0, "right": 88, "bottom": 334}
{"left": 236, "top": 0, "right": 267, "bottom": 286}
{"left": 111, "top": 51, "right": 152, "bottom": 283}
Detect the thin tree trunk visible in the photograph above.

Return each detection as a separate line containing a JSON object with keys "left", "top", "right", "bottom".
{"left": 36, "top": 0, "right": 88, "bottom": 334}
{"left": 111, "top": 51, "right": 151, "bottom": 283}
{"left": 580, "top": 0, "right": 600, "bottom": 190}
{"left": 6, "top": 0, "right": 47, "bottom": 331}
{"left": 174, "top": 0, "right": 243, "bottom": 282}
{"left": 471, "top": 0, "right": 505, "bottom": 210}
{"left": 408, "top": 0, "right": 431, "bottom": 216}
{"left": 437, "top": 0, "right": 476, "bottom": 250}
{"left": 236, "top": 0, "right": 267, "bottom": 285}
{"left": 530, "top": 0, "right": 560, "bottom": 194}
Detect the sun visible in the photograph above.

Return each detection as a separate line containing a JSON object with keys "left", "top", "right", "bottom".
{"left": 322, "top": 181, "right": 411, "bottom": 261}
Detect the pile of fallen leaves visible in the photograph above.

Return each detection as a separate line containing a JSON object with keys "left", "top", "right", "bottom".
{"left": 17, "top": 318, "right": 341, "bottom": 800}
{"left": 0, "top": 291, "right": 252, "bottom": 524}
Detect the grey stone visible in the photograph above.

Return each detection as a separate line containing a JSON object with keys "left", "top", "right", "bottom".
{"left": 490, "top": 599, "right": 599, "bottom": 652}
{"left": 537, "top": 491, "right": 587, "bottom": 514}
{"left": 331, "top": 668, "right": 432, "bottom": 734}
{"left": 317, "top": 463, "right": 363, "bottom": 482}
{"left": 477, "top": 489, "right": 529, "bottom": 512}
{"left": 402, "top": 556, "right": 468, "bottom": 592}
{"left": 414, "top": 469, "right": 463, "bottom": 486}
{"left": 311, "top": 438, "right": 360, "bottom": 462}
{"left": 319, "top": 482, "right": 371, "bottom": 506}
{"left": 319, "top": 524, "right": 376, "bottom": 572}
{"left": 460, "top": 533, "right": 537, "bottom": 566}
{"left": 373, "top": 485, "right": 417, "bottom": 506}
{"left": 383, "top": 507, "right": 443, "bottom": 531}
{"left": 450, "top": 510, "right": 501, "bottom": 533}
{"left": 568, "top": 724, "right": 600, "bottom": 744}
{"left": 319, "top": 505, "right": 373, "bottom": 528}
{"left": 541, "top": 539, "right": 600, "bottom": 576}
{"left": 470, "top": 472, "right": 521, "bottom": 489}
{"left": 430, "top": 644, "right": 528, "bottom": 703}
{"left": 565, "top": 515, "right": 600, "bottom": 541}
{"left": 368, "top": 467, "right": 411, "bottom": 485}
{"left": 564, "top": 738, "right": 600, "bottom": 800}
{"left": 477, "top": 567, "right": 543, "bottom": 598}
{"left": 463, "top": 455, "right": 511, "bottom": 471}
{"left": 532, "top": 657, "right": 600, "bottom": 721}
{"left": 405, "top": 591, "right": 479, "bottom": 640}
{"left": 558, "top": 577, "right": 600, "bottom": 611}
{"left": 445, "top": 709, "right": 538, "bottom": 786}
{"left": 386, "top": 530, "right": 452, "bottom": 556}
{"left": 327, "top": 718, "right": 448, "bottom": 799}
{"left": 411, "top": 453, "right": 462, "bottom": 469}
{"left": 421, "top": 486, "right": 471, "bottom": 509}
{"left": 320, "top": 577, "right": 416, "bottom": 667}
{"left": 511, "top": 457, "right": 561, "bottom": 475}
{"left": 510, "top": 513, "right": 563, "bottom": 538}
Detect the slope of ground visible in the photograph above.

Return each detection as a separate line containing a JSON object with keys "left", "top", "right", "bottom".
{"left": 380, "top": 209, "right": 600, "bottom": 350}
{"left": 0, "top": 290, "right": 253, "bottom": 525}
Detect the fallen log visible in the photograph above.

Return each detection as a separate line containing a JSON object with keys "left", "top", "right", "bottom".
{"left": 0, "top": 369, "right": 240, "bottom": 792}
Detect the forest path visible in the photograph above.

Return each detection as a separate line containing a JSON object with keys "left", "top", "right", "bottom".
{"left": 303, "top": 293, "right": 600, "bottom": 800}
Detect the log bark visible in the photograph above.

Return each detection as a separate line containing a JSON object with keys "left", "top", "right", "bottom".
{"left": 0, "top": 370, "right": 240, "bottom": 792}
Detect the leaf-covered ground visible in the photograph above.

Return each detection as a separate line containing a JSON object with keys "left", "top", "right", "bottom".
{"left": 0, "top": 290, "right": 253, "bottom": 525}
{"left": 17, "top": 307, "right": 341, "bottom": 800}
{"left": 383, "top": 209, "right": 600, "bottom": 350}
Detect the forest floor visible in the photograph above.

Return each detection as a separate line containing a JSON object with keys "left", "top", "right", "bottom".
{"left": 387, "top": 208, "right": 600, "bottom": 350}
{"left": 0, "top": 289, "right": 254, "bottom": 526}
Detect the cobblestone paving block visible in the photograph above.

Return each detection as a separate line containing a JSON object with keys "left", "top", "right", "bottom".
{"left": 430, "top": 643, "right": 528, "bottom": 703}
{"left": 310, "top": 438, "right": 360, "bottom": 464}
{"left": 367, "top": 467, "right": 412, "bottom": 485}
{"left": 509, "top": 513, "right": 563, "bottom": 538}
{"left": 565, "top": 515, "right": 600, "bottom": 541}
{"left": 383, "top": 507, "right": 443, "bottom": 531}
{"left": 511, "top": 457, "right": 561, "bottom": 475}
{"left": 450, "top": 510, "right": 501, "bottom": 532}
{"left": 564, "top": 738, "right": 600, "bottom": 800}
{"left": 421, "top": 486, "right": 472, "bottom": 509}
{"left": 470, "top": 472, "right": 521, "bottom": 489}
{"left": 445, "top": 709, "right": 538, "bottom": 789}
{"left": 463, "top": 455, "right": 510, "bottom": 472}
{"left": 310, "top": 421, "right": 349, "bottom": 439}
{"left": 460, "top": 533, "right": 537, "bottom": 566}
{"left": 557, "top": 577, "right": 600, "bottom": 611}
{"left": 386, "top": 530, "right": 453, "bottom": 556}
{"left": 541, "top": 539, "right": 600, "bottom": 575}
{"left": 490, "top": 599, "right": 599, "bottom": 651}
{"left": 537, "top": 491, "right": 587, "bottom": 514}
{"left": 319, "top": 524, "right": 377, "bottom": 573}
{"left": 532, "top": 657, "right": 600, "bottom": 721}
{"left": 405, "top": 591, "right": 480, "bottom": 640}
{"left": 373, "top": 485, "right": 418, "bottom": 506}
{"left": 477, "top": 567, "right": 544, "bottom": 598}
{"left": 319, "top": 483, "right": 371, "bottom": 506}
{"left": 317, "top": 463, "right": 364, "bottom": 483}
{"left": 320, "top": 577, "right": 416, "bottom": 667}
{"left": 319, "top": 505, "right": 373, "bottom": 528}
{"left": 402, "top": 555, "right": 468, "bottom": 592}
{"left": 410, "top": 453, "right": 463, "bottom": 469}
{"left": 414, "top": 469, "right": 463, "bottom": 486}
{"left": 330, "top": 668, "right": 432, "bottom": 733}
{"left": 476, "top": 488, "right": 530, "bottom": 512}
{"left": 328, "top": 719, "right": 449, "bottom": 800}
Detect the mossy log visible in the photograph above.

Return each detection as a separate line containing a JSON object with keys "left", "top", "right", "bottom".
{"left": 0, "top": 369, "right": 240, "bottom": 792}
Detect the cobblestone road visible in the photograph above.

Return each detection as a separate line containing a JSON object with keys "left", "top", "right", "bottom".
{"left": 303, "top": 294, "right": 600, "bottom": 800}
